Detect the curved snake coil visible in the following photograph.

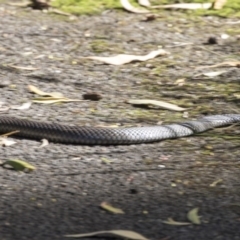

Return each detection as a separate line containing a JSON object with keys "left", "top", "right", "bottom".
{"left": 0, "top": 114, "right": 239, "bottom": 145}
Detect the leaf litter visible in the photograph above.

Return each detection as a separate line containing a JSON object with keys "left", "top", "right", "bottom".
{"left": 65, "top": 230, "right": 149, "bottom": 240}
{"left": 196, "top": 61, "right": 240, "bottom": 69}
{"left": 38, "top": 139, "right": 49, "bottom": 148}
{"left": 0, "top": 137, "right": 16, "bottom": 147}
{"left": 138, "top": 0, "right": 151, "bottom": 7}
{"left": 83, "top": 49, "right": 169, "bottom": 65}
{"left": 194, "top": 71, "right": 227, "bottom": 78}
{"left": 120, "top": 0, "right": 150, "bottom": 14}
{"left": 10, "top": 102, "right": 32, "bottom": 110}
{"left": 127, "top": 99, "right": 187, "bottom": 112}
{"left": 100, "top": 202, "right": 124, "bottom": 214}
{"left": 162, "top": 218, "right": 191, "bottom": 226}
{"left": 187, "top": 207, "right": 201, "bottom": 225}
{"left": 151, "top": 3, "right": 212, "bottom": 10}
{"left": 28, "top": 85, "right": 82, "bottom": 104}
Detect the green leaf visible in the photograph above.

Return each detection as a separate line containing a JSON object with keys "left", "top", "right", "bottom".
{"left": 3, "top": 159, "right": 36, "bottom": 172}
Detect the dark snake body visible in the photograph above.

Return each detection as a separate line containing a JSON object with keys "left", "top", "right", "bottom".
{"left": 0, "top": 114, "right": 239, "bottom": 145}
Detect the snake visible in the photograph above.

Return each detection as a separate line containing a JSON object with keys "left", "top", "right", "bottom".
{"left": 0, "top": 114, "right": 239, "bottom": 145}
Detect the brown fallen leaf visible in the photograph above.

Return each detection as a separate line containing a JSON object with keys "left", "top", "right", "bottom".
{"left": 100, "top": 202, "right": 124, "bottom": 214}
{"left": 120, "top": 0, "right": 150, "bottom": 13}
{"left": 65, "top": 230, "right": 149, "bottom": 240}
{"left": 151, "top": 3, "right": 212, "bottom": 10}
{"left": 127, "top": 99, "right": 186, "bottom": 112}
{"left": 83, "top": 49, "right": 169, "bottom": 65}
{"left": 213, "top": 0, "right": 227, "bottom": 10}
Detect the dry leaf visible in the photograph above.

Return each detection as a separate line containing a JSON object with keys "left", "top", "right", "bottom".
{"left": 187, "top": 208, "right": 201, "bottom": 225}
{"left": 120, "top": 0, "right": 150, "bottom": 13}
{"left": 127, "top": 99, "right": 186, "bottom": 112}
{"left": 197, "top": 61, "right": 240, "bottom": 69}
{"left": 10, "top": 102, "right": 32, "bottom": 110}
{"left": 33, "top": 97, "right": 82, "bottom": 104}
{"left": 2, "top": 159, "right": 35, "bottom": 171}
{"left": 162, "top": 218, "right": 191, "bottom": 226}
{"left": 195, "top": 71, "right": 227, "bottom": 78}
{"left": 65, "top": 230, "right": 149, "bottom": 240}
{"left": 100, "top": 202, "right": 124, "bottom": 214}
{"left": 202, "top": 71, "right": 227, "bottom": 77}
{"left": 138, "top": 0, "right": 151, "bottom": 7}
{"left": 101, "top": 157, "right": 113, "bottom": 164}
{"left": 210, "top": 179, "right": 223, "bottom": 187}
{"left": 174, "top": 78, "right": 185, "bottom": 86}
{"left": 0, "top": 137, "right": 16, "bottom": 147}
{"left": 151, "top": 3, "right": 212, "bottom": 10}
{"left": 28, "top": 85, "right": 64, "bottom": 98}
{"left": 7, "top": 1, "right": 30, "bottom": 7}
{"left": 6, "top": 65, "right": 38, "bottom": 71}
{"left": 39, "top": 139, "right": 49, "bottom": 148}
{"left": 83, "top": 49, "right": 169, "bottom": 65}
{"left": 213, "top": 0, "right": 227, "bottom": 9}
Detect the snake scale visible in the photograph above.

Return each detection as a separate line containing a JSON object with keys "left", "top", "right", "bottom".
{"left": 0, "top": 114, "right": 239, "bottom": 145}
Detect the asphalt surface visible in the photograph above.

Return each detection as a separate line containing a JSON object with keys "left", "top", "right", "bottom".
{"left": 0, "top": 3, "right": 240, "bottom": 240}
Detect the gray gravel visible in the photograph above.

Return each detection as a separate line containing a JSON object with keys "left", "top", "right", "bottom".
{"left": 0, "top": 3, "right": 240, "bottom": 240}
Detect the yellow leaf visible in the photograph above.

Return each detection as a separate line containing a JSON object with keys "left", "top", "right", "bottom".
{"left": 187, "top": 208, "right": 201, "bottom": 224}
{"left": 100, "top": 202, "right": 124, "bottom": 214}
